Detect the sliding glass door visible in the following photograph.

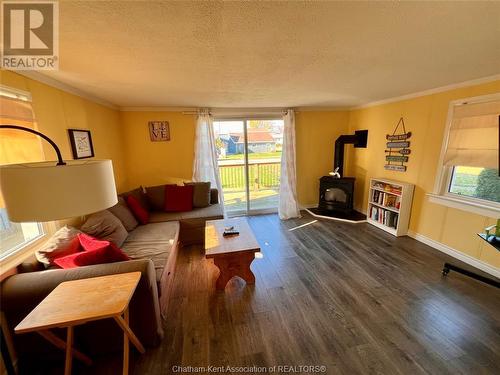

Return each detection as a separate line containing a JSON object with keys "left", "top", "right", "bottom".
{"left": 213, "top": 119, "right": 284, "bottom": 215}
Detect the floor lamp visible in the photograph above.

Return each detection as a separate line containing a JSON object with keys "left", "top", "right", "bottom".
{"left": 0, "top": 125, "right": 118, "bottom": 222}
{"left": 0, "top": 125, "right": 118, "bottom": 375}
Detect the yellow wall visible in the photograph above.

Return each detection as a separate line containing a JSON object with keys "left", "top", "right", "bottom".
{"left": 346, "top": 80, "right": 500, "bottom": 268}
{"left": 120, "top": 110, "right": 350, "bottom": 204}
{"left": 295, "top": 111, "right": 350, "bottom": 205}
{"left": 120, "top": 111, "right": 197, "bottom": 189}
{"left": 0, "top": 70, "right": 127, "bottom": 192}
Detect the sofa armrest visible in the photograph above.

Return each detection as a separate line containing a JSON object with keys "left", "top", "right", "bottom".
{"left": 210, "top": 188, "right": 219, "bottom": 204}
{"left": 1, "top": 259, "right": 163, "bottom": 363}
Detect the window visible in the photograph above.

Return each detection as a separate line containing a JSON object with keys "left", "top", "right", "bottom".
{"left": 213, "top": 118, "right": 284, "bottom": 214}
{"left": 0, "top": 86, "right": 45, "bottom": 262}
{"left": 430, "top": 94, "right": 500, "bottom": 216}
{"left": 449, "top": 166, "right": 500, "bottom": 203}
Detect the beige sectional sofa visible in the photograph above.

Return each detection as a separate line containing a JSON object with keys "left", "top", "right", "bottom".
{"left": 0, "top": 187, "right": 223, "bottom": 371}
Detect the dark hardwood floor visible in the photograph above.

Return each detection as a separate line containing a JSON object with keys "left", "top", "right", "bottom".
{"left": 97, "top": 213, "right": 499, "bottom": 374}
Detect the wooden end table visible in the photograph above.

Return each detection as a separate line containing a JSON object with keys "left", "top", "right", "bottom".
{"left": 205, "top": 218, "right": 261, "bottom": 290}
{"left": 15, "top": 272, "right": 145, "bottom": 375}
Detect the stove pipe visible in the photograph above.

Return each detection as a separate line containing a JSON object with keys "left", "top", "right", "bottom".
{"left": 334, "top": 130, "right": 368, "bottom": 177}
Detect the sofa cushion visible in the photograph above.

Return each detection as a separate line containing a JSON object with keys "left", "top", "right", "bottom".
{"left": 145, "top": 185, "right": 168, "bottom": 211}
{"left": 126, "top": 195, "right": 150, "bottom": 224}
{"left": 210, "top": 188, "right": 219, "bottom": 204}
{"left": 108, "top": 197, "right": 139, "bottom": 231}
{"left": 81, "top": 210, "right": 128, "bottom": 247}
{"left": 164, "top": 185, "right": 193, "bottom": 212}
{"left": 54, "top": 233, "right": 130, "bottom": 269}
{"left": 185, "top": 181, "right": 211, "bottom": 208}
{"left": 148, "top": 211, "right": 183, "bottom": 223}
{"left": 149, "top": 204, "right": 223, "bottom": 224}
{"left": 35, "top": 226, "right": 82, "bottom": 266}
{"left": 121, "top": 187, "right": 150, "bottom": 211}
{"left": 179, "top": 203, "right": 224, "bottom": 220}
{"left": 121, "top": 222, "right": 180, "bottom": 282}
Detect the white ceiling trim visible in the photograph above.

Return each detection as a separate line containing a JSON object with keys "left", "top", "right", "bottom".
{"left": 353, "top": 74, "right": 500, "bottom": 110}
{"left": 13, "top": 71, "right": 118, "bottom": 110}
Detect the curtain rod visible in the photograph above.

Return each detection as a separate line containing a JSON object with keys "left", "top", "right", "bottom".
{"left": 182, "top": 109, "right": 294, "bottom": 116}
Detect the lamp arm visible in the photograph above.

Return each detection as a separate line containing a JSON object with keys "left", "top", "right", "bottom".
{"left": 0, "top": 125, "right": 66, "bottom": 166}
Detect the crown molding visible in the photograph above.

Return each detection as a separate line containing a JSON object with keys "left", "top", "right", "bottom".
{"left": 12, "top": 71, "right": 119, "bottom": 110}
{"left": 119, "top": 106, "right": 197, "bottom": 112}
{"left": 353, "top": 74, "right": 500, "bottom": 110}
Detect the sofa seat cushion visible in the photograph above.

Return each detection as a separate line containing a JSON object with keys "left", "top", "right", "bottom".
{"left": 178, "top": 203, "right": 223, "bottom": 221}
{"left": 148, "top": 211, "right": 183, "bottom": 223}
{"left": 121, "top": 222, "right": 179, "bottom": 282}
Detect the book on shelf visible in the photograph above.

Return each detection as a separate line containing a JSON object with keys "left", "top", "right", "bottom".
{"left": 371, "top": 190, "right": 400, "bottom": 210}
{"left": 369, "top": 206, "right": 398, "bottom": 229}
{"left": 371, "top": 182, "right": 402, "bottom": 196}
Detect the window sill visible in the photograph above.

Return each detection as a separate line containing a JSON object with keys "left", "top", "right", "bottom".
{"left": 0, "top": 234, "right": 47, "bottom": 275}
{"left": 427, "top": 193, "right": 500, "bottom": 218}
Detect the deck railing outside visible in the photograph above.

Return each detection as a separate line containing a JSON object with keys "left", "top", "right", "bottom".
{"left": 218, "top": 160, "right": 281, "bottom": 189}
{"left": 218, "top": 159, "right": 281, "bottom": 211}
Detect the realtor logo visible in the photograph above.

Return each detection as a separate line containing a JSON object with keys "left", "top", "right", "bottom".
{"left": 1, "top": 0, "right": 59, "bottom": 70}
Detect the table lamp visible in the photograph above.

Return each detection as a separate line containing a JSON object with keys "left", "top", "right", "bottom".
{"left": 0, "top": 125, "right": 117, "bottom": 222}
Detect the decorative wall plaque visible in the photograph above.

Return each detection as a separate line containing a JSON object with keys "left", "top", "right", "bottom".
{"left": 384, "top": 117, "right": 411, "bottom": 172}
{"left": 148, "top": 121, "right": 170, "bottom": 141}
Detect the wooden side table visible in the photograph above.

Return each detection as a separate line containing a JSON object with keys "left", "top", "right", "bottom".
{"left": 15, "top": 272, "right": 145, "bottom": 375}
{"left": 205, "top": 218, "right": 261, "bottom": 290}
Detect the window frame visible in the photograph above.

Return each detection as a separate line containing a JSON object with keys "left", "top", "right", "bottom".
{"left": 0, "top": 85, "right": 49, "bottom": 272}
{"left": 428, "top": 92, "right": 500, "bottom": 217}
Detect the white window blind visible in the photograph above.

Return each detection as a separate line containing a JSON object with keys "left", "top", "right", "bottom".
{"left": 443, "top": 99, "right": 499, "bottom": 169}
{"left": 0, "top": 89, "right": 45, "bottom": 260}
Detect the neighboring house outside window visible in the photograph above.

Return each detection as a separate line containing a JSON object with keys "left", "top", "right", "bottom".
{"left": 430, "top": 94, "right": 500, "bottom": 217}
{"left": 217, "top": 130, "right": 277, "bottom": 155}
{"left": 0, "top": 87, "right": 45, "bottom": 264}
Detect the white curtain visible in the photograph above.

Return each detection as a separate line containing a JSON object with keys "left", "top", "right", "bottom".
{"left": 279, "top": 109, "right": 301, "bottom": 220}
{"left": 192, "top": 110, "right": 225, "bottom": 214}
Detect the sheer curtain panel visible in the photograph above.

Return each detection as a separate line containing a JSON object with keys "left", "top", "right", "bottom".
{"left": 279, "top": 109, "right": 301, "bottom": 219}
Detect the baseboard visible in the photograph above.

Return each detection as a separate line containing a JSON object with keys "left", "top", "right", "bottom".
{"left": 299, "top": 203, "right": 317, "bottom": 210}
{"left": 407, "top": 230, "right": 500, "bottom": 279}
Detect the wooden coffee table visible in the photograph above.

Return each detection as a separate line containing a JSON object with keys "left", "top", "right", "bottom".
{"left": 15, "top": 272, "right": 145, "bottom": 375}
{"left": 205, "top": 217, "right": 261, "bottom": 290}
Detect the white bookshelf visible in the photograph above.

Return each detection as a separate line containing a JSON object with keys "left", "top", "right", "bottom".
{"left": 367, "top": 178, "right": 414, "bottom": 237}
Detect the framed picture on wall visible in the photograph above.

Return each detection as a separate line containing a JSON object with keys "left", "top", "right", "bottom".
{"left": 68, "top": 129, "right": 95, "bottom": 159}
{"left": 148, "top": 121, "right": 170, "bottom": 141}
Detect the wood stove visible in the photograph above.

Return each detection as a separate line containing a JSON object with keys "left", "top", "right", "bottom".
{"left": 307, "top": 129, "right": 368, "bottom": 222}
{"left": 319, "top": 176, "right": 355, "bottom": 213}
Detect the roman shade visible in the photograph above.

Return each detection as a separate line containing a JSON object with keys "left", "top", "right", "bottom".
{"left": 0, "top": 95, "right": 44, "bottom": 208}
{"left": 443, "top": 99, "right": 500, "bottom": 168}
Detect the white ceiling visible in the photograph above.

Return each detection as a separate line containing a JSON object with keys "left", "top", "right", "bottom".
{"left": 38, "top": 1, "right": 500, "bottom": 108}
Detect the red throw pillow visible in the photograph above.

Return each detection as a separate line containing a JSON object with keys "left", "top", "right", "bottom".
{"left": 54, "top": 233, "right": 129, "bottom": 269}
{"left": 126, "top": 195, "right": 150, "bottom": 224}
{"left": 164, "top": 185, "right": 194, "bottom": 212}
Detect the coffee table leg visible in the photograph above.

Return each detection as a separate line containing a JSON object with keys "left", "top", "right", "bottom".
{"left": 65, "top": 326, "right": 73, "bottom": 375}
{"left": 213, "top": 253, "right": 256, "bottom": 290}
{"left": 239, "top": 253, "right": 256, "bottom": 284}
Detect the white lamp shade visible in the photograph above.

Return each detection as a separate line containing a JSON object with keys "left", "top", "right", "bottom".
{"left": 0, "top": 159, "right": 118, "bottom": 222}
